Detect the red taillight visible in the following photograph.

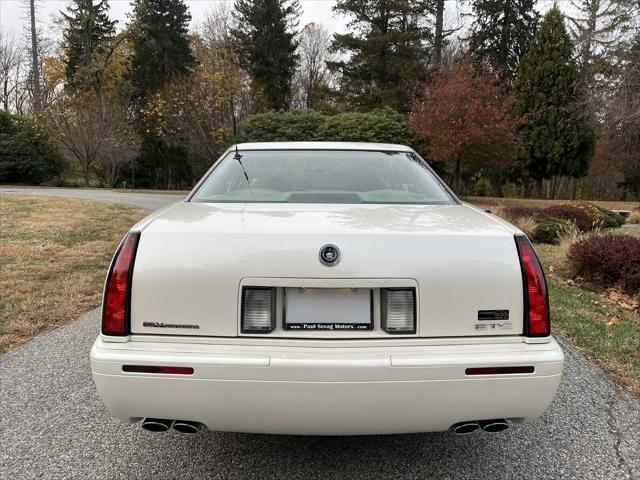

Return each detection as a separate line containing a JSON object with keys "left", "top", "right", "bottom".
{"left": 122, "top": 365, "right": 194, "bottom": 375}
{"left": 466, "top": 366, "right": 535, "bottom": 375}
{"left": 515, "top": 234, "right": 550, "bottom": 337}
{"left": 102, "top": 232, "right": 140, "bottom": 336}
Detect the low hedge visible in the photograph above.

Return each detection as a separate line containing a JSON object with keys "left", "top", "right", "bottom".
{"left": 593, "top": 205, "right": 626, "bottom": 228}
{"left": 562, "top": 202, "right": 625, "bottom": 229}
{"left": 502, "top": 205, "right": 543, "bottom": 220}
{"left": 567, "top": 234, "right": 640, "bottom": 294}
{"left": 533, "top": 218, "right": 574, "bottom": 244}
{"left": 541, "top": 205, "right": 595, "bottom": 232}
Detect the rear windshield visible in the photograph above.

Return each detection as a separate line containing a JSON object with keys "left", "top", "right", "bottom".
{"left": 191, "top": 149, "right": 455, "bottom": 204}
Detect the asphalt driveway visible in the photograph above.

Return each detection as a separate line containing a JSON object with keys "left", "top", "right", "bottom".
{"left": 0, "top": 187, "right": 184, "bottom": 210}
{"left": 0, "top": 309, "right": 637, "bottom": 480}
{"left": 0, "top": 188, "right": 638, "bottom": 479}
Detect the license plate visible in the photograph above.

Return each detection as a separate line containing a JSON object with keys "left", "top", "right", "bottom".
{"left": 285, "top": 288, "right": 372, "bottom": 331}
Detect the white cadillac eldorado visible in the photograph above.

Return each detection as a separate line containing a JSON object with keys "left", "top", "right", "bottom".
{"left": 91, "top": 142, "right": 564, "bottom": 436}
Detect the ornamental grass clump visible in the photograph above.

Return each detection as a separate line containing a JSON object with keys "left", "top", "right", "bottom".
{"left": 567, "top": 234, "right": 640, "bottom": 294}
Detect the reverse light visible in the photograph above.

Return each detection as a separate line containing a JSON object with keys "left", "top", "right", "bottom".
{"left": 241, "top": 287, "right": 275, "bottom": 333}
{"left": 102, "top": 231, "right": 140, "bottom": 336}
{"left": 515, "top": 234, "right": 550, "bottom": 337}
{"left": 381, "top": 288, "right": 416, "bottom": 334}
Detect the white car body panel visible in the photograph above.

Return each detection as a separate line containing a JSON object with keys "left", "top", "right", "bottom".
{"left": 91, "top": 142, "right": 563, "bottom": 435}
{"left": 91, "top": 336, "right": 563, "bottom": 435}
{"left": 130, "top": 202, "right": 524, "bottom": 338}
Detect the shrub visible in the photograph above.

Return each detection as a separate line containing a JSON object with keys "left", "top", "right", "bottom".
{"left": 235, "top": 109, "right": 326, "bottom": 142}
{"left": 502, "top": 205, "right": 543, "bottom": 221}
{"left": 567, "top": 234, "right": 640, "bottom": 294}
{"left": 0, "top": 110, "right": 67, "bottom": 184}
{"left": 533, "top": 218, "right": 574, "bottom": 244}
{"left": 318, "top": 108, "right": 414, "bottom": 145}
{"left": 566, "top": 202, "right": 625, "bottom": 229}
{"left": 236, "top": 107, "right": 414, "bottom": 145}
{"left": 593, "top": 205, "right": 626, "bottom": 228}
{"left": 541, "top": 204, "right": 596, "bottom": 232}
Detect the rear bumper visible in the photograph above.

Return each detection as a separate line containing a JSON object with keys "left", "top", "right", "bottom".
{"left": 91, "top": 337, "right": 564, "bottom": 435}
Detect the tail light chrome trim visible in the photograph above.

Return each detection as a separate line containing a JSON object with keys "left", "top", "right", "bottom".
{"left": 102, "top": 231, "right": 140, "bottom": 336}
{"left": 515, "top": 234, "right": 551, "bottom": 337}
{"left": 381, "top": 288, "right": 416, "bottom": 334}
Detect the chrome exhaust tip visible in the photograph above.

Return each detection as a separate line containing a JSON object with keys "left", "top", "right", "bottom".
{"left": 172, "top": 420, "right": 203, "bottom": 434}
{"left": 141, "top": 418, "right": 173, "bottom": 432}
{"left": 451, "top": 421, "right": 480, "bottom": 435}
{"left": 479, "top": 419, "right": 509, "bottom": 433}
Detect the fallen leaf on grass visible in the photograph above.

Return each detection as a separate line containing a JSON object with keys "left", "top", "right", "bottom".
{"left": 605, "top": 289, "right": 639, "bottom": 311}
{"left": 607, "top": 317, "right": 620, "bottom": 326}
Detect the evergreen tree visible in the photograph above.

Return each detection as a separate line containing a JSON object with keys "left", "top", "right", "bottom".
{"left": 128, "top": 0, "right": 195, "bottom": 101}
{"left": 329, "top": 0, "right": 434, "bottom": 113}
{"left": 468, "top": 0, "right": 539, "bottom": 78}
{"left": 232, "top": 0, "right": 300, "bottom": 111}
{"left": 127, "top": 0, "right": 196, "bottom": 189}
{"left": 513, "top": 7, "right": 595, "bottom": 195}
{"left": 62, "top": 0, "right": 117, "bottom": 86}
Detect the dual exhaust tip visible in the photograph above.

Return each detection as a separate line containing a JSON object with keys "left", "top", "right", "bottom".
{"left": 141, "top": 418, "right": 203, "bottom": 434}
{"left": 451, "top": 419, "right": 509, "bottom": 435}
{"left": 142, "top": 418, "right": 507, "bottom": 435}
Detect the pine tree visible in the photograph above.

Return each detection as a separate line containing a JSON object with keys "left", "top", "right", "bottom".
{"left": 513, "top": 7, "right": 595, "bottom": 196}
{"left": 468, "top": 0, "right": 539, "bottom": 78}
{"left": 62, "top": 0, "right": 117, "bottom": 86}
{"left": 128, "top": 0, "right": 195, "bottom": 101}
{"left": 128, "top": 0, "right": 196, "bottom": 189}
{"left": 329, "top": 0, "right": 433, "bottom": 113}
{"left": 232, "top": 0, "right": 300, "bottom": 111}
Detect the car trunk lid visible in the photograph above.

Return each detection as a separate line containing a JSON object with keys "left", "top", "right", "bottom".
{"left": 129, "top": 202, "right": 524, "bottom": 338}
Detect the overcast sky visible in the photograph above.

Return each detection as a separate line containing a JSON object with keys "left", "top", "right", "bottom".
{"left": 1, "top": 0, "right": 562, "bottom": 44}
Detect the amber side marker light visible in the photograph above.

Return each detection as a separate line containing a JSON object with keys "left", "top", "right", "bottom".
{"left": 122, "top": 365, "right": 194, "bottom": 375}
{"left": 466, "top": 366, "right": 535, "bottom": 375}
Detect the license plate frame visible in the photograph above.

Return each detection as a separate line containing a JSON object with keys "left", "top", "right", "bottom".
{"left": 284, "top": 288, "right": 373, "bottom": 331}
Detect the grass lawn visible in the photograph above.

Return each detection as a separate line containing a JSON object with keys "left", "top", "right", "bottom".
{"left": 0, "top": 195, "right": 147, "bottom": 353}
{"left": 466, "top": 195, "right": 638, "bottom": 212}
{"left": 533, "top": 230, "right": 640, "bottom": 396}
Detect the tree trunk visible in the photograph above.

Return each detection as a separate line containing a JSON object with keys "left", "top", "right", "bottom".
{"left": 84, "top": 164, "right": 91, "bottom": 187}
{"left": 543, "top": 178, "right": 551, "bottom": 199}
{"left": 29, "top": 0, "right": 41, "bottom": 111}
{"left": 454, "top": 158, "right": 461, "bottom": 193}
{"left": 433, "top": 0, "right": 445, "bottom": 68}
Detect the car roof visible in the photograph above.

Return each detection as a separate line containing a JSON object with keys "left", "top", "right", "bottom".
{"left": 233, "top": 141, "right": 414, "bottom": 152}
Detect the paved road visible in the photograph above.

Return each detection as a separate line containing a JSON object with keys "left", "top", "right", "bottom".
{"left": 0, "top": 187, "right": 184, "bottom": 211}
{"left": 1, "top": 188, "right": 638, "bottom": 479}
